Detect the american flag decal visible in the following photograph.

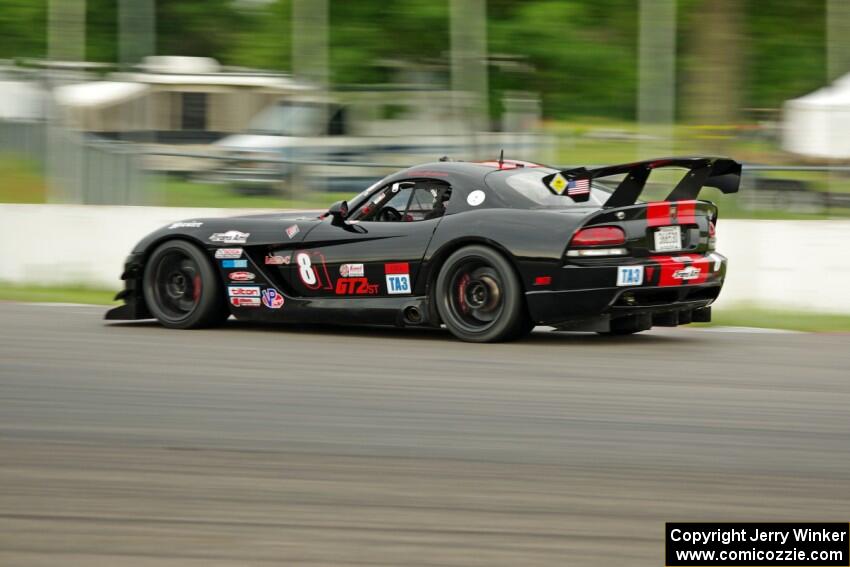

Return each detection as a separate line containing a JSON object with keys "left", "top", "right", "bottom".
{"left": 567, "top": 178, "right": 590, "bottom": 196}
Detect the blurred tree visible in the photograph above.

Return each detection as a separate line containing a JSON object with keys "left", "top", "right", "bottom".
{"left": 747, "top": 0, "right": 826, "bottom": 106}
{"left": 227, "top": 0, "right": 292, "bottom": 71}
{"left": 489, "top": 0, "right": 638, "bottom": 119}
{"left": 681, "top": 0, "right": 743, "bottom": 125}
{"left": 156, "top": 0, "right": 247, "bottom": 61}
{"left": 0, "top": 0, "right": 838, "bottom": 121}
{"left": 0, "top": 0, "right": 47, "bottom": 59}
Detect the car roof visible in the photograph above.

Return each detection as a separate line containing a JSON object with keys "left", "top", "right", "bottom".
{"left": 372, "top": 161, "right": 552, "bottom": 211}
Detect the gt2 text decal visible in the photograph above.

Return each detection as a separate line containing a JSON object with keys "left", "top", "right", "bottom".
{"left": 336, "top": 278, "right": 379, "bottom": 295}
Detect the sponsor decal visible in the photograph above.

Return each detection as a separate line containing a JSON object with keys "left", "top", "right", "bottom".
{"left": 221, "top": 259, "right": 248, "bottom": 268}
{"left": 285, "top": 224, "right": 300, "bottom": 239}
{"left": 549, "top": 174, "right": 567, "bottom": 194}
{"left": 467, "top": 190, "right": 486, "bottom": 206}
{"left": 209, "top": 230, "right": 250, "bottom": 244}
{"left": 228, "top": 271, "right": 255, "bottom": 282}
{"left": 340, "top": 263, "right": 364, "bottom": 277}
{"left": 230, "top": 297, "right": 260, "bottom": 307}
{"left": 168, "top": 221, "right": 203, "bottom": 229}
{"left": 265, "top": 254, "right": 290, "bottom": 265}
{"left": 671, "top": 256, "right": 693, "bottom": 263}
{"left": 385, "top": 262, "right": 411, "bottom": 295}
{"left": 617, "top": 265, "right": 644, "bottom": 286}
{"left": 672, "top": 266, "right": 701, "bottom": 281}
{"left": 651, "top": 255, "right": 710, "bottom": 286}
{"left": 261, "top": 288, "right": 285, "bottom": 309}
{"left": 228, "top": 286, "right": 260, "bottom": 298}
{"left": 215, "top": 248, "right": 243, "bottom": 259}
{"left": 335, "top": 278, "right": 379, "bottom": 295}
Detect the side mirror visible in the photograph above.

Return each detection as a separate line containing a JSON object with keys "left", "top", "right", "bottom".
{"left": 327, "top": 200, "right": 348, "bottom": 224}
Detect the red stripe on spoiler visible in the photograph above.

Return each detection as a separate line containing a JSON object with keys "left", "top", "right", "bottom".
{"left": 647, "top": 202, "right": 671, "bottom": 227}
{"left": 677, "top": 201, "right": 697, "bottom": 225}
{"left": 385, "top": 262, "right": 410, "bottom": 275}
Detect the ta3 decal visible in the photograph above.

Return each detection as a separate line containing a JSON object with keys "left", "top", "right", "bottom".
{"left": 285, "top": 224, "right": 300, "bottom": 239}
{"left": 385, "top": 262, "right": 411, "bottom": 295}
{"left": 616, "top": 266, "right": 644, "bottom": 286}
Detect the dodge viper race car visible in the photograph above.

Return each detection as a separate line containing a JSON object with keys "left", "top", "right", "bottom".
{"left": 106, "top": 156, "right": 741, "bottom": 342}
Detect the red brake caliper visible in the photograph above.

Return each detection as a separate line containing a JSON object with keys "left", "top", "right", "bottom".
{"left": 457, "top": 274, "right": 471, "bottom": 314}
{"left": 193, "top": 275, "right": 202, "bottom": 302}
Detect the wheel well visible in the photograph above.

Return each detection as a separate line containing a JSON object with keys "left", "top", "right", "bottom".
{"left": 423, "top": 238, "right": 528, "bottom": 324}
{"left": 135, "top": 236, "right": 212, "bottom": 310}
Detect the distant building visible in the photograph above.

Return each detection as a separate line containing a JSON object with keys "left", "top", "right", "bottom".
{"left": 54, "top": 56, "right": 312, "bottom": 143}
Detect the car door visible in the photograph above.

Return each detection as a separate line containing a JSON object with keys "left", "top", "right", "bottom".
{"left": 286, "top": 179, "right": 450, "bottom": 298}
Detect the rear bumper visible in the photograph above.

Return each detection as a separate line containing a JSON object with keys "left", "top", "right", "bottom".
{"left": 525, "top": 253, "right": 726, "bottom": 326}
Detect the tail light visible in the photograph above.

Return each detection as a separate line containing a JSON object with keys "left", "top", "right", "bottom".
{"left": 567, "top": 226, "right": 627, "bottom": 257}
{"left": 708, "top": 221, "right": 716, "bottom": 250}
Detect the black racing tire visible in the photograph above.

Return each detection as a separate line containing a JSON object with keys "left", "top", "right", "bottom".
{"left": 142, "top": 240, "right": 229, "bottom": 329}
{"left": 435, "top": 245, "right": 530, "bottom": 343}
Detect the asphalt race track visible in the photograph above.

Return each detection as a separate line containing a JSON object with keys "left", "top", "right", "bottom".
{"left": 1, "top": 302, "right": 849, "bottom": 566}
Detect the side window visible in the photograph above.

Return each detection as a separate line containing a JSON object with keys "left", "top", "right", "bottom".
{"left": 351, "top": 180, "right": 450, "bottom": 222}
{"left": 405, "top": 184, "right": 445, "bottom": 221}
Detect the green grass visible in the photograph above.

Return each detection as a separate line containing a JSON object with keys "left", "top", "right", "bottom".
{"left": 0, "top": 284, "right": 118, "bottom": 305}
{"left": 698, "top": 307, "right": 850, "bottom": 333}
{"left": 0, "top": 153, "right": 47, "bottom": 203}
{"left": 2, "top": 283, "right": 849, "bottom": 332}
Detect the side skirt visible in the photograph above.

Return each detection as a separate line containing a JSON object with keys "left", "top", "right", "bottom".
{"left": 229, "top": 295, "right": 437, "bottom": 328}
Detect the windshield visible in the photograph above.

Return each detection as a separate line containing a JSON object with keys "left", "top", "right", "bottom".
{"left": 246, "top": 102, "right": 324, "bottom": 136}
{"left": 501, "top": 169, "right": 610, "bottom": 207}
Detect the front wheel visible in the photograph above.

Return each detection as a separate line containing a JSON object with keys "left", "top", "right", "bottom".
{"left": 143, "top": 240, "right": 229, "bottom": 329}
{"left": 435, "top": 245, "right": 530, "bottom": 342}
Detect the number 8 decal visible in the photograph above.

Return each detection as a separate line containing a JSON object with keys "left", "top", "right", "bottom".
{"left": 296, "top": 252, "right": 318, "bottom": 287}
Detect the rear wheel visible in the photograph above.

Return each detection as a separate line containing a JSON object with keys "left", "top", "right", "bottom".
{"left": 143, "top": 240, "right": 229, "bottom": 329}
{"left": 435, "top": 245, "right": 530, "bottom": 342}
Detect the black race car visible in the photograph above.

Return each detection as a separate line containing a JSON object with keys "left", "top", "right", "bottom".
{"left": 106, "top": 156, "right": 740, "bottom": 342}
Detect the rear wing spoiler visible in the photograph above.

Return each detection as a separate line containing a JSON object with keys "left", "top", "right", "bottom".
{"left": 542, "top": 157, "right": 741, "bottom": 207}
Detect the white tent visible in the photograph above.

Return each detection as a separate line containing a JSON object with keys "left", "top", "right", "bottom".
{"left": 783, "top": 72, "right": 850, "bottom": 159}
